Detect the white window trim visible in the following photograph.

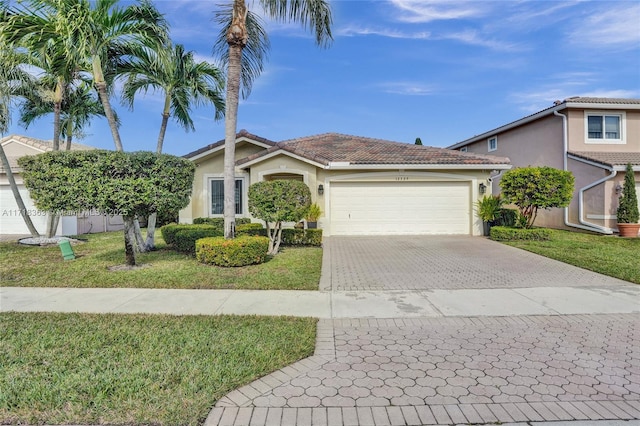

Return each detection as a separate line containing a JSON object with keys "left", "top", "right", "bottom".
{"left": 584, "top": 111, "right": 626, "bottom": 145}
{"left": 204, "top": 173, "right": 249, "bottom": 218}
{"left": 487, "top": 136, "right": 497, "bottom": 152}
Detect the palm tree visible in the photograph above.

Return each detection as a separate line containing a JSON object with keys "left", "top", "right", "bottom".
{"left": 121, "top": 42, "right": 225, "bottom": 249}
{"left": 0, "top": 47, "right": 40, "bottom": 237}
{"left": 2, "top": 0, "right": 169, "bottom": 152}
{"left": 212, "top": 0, "right": 333, "bottom": 239}
{"left": 19, "top": 81, "right": 115, "bottom": 151}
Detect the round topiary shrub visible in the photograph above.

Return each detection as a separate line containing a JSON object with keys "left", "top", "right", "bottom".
{"left": 195, "top": 236, "right": 270, "bottom": 267}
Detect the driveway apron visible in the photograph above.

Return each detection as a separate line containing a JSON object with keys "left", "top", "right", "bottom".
{"left": 209, "top": 236, "right": 640, "bottom": 425}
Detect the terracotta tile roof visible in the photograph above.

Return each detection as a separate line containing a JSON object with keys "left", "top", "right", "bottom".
{"left": 183, "top": 129, "right": 276, "bottom": 159}
{"left": 238, "top": 133, "right": 511, "bottom": 167}
{"left": 0, "top": 134, "right": 94, "bottom": 173}
{"left": 565, "top": 97, "right": 640, "bottom": 105}
{"left": 569, "top": 151, "right": 640, "bottom": 168}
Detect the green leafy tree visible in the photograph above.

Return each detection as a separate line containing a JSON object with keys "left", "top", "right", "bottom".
{"left": 213, "top": 0, "right": 332, "bottom": 239}
{"left": 18, "top": 150, "right": 195, "bottom": 265}
{"left": 500, "top": 166, "right": 574, "bottom": 229}
{"left": 616, "top": 163, "right": 639, "bottom": 224}
{"left": 121, "top": 42, "right": 225, "bottom": 250}
{"left": 415, "top": 137, "right": 422, "bottom": 145}
{"left": 248, "top": 180, "right": 311, "bottom": 255}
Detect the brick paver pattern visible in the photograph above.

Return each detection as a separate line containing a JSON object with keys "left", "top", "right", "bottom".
{"left": 209, "top": 314, "right": 640, "bottom": 425}
{"left": 327, "top": 236, "right": 627, "bottom": 291}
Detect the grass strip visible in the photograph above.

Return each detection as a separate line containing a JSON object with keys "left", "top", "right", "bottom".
{"left": 0, "top": 312, "right": 316, "bottom": 425}
{"left": 502, "top": 229, "right": 640, "bottom": 284}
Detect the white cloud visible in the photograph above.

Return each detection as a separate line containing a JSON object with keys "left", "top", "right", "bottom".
{"left": 440, "top": 29, "right": 522, "bottom": 52}
{"left": 568, "top": 3, "right": 640, "bottom": 49}
{"left": 337, "top": 25, "right": 430, "bottom": 39}
{"left": 378, "top": 82, "right": 437, "bottom": 96}
{"left": 388, "top": 0, "right": 487, "bottom": 23}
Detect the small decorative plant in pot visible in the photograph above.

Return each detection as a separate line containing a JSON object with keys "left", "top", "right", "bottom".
{"left": 616, "top": 163, "right": 639, "bottom": 237}
{"left": 476, "top": 194, "right": 504, "bottom": 236}
{"left": 306, "top": 202, "right": 322, "bottom": 229}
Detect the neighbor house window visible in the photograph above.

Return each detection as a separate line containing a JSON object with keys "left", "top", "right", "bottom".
{"left": 585, "top": 112, "right": 625, "bottom": 144}
{"left": 488, "top": 136, "right": 497, "bottom": 152}
{"left": 460, "top": 147, "right": 468, "bottom": 152}
{"left": 211, "top": 178, "right": 243, "bottom": 215}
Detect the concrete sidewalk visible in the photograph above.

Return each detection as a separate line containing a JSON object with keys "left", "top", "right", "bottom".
{"left": 2, "top": 285, "right": 639, "bottom": 318}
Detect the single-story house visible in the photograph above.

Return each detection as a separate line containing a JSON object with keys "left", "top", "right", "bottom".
{"left": 0, "top": 134, "right": 124, "bottom": 236}
{"left": 179, "top": 131, "right": 511, "bottom": 236}
{"left": 448, "top": 97, "right": 640, "bottom": 234}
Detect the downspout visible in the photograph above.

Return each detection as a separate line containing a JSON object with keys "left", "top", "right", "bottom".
{"left": 554, "top": 110, "right": 614, "bottom": 234}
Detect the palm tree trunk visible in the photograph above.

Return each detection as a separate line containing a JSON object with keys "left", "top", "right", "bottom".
{"left": 0, "top": 143, "right": 40, "bottom": 237}
{"left": 92, "top": 56, "right": 123, "bottom": 152}
{"left": 223, "top": 0, "right": 247, "bottom": 239}
{"left": 143, "top": 107, "right": 171, "bottom": 250}
{"left": 123, "top": 216, "right": 137, "bottom": 266}
{"left": 45, "top": 79, "right": 65, "bottom": 238}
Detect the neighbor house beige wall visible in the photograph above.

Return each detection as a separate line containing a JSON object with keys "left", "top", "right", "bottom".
{"left": 567, "top": 109, "right": 640, "bottom": 152}
{"left": 1, "top": 139, "right": 40, "bottom": 158}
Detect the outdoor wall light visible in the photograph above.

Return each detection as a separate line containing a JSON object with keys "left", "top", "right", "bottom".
{"left": 615, "top": 183, "right": 623, "bottom": 195}
{"left": 479, "top": 183, "right": 487, "bottom": 195}
{"left": 318, "top": 184, "right": 324, "bottom": 195}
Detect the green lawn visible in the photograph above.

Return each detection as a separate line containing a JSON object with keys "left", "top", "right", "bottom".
{"left": 501, "top": 229, "right": 640, "bottom": 284}
{"left": 0, "top": 231, "right": 322, "bottom": 290}
{"left": 0, "top": 312, "right": 316, "bottom": 425}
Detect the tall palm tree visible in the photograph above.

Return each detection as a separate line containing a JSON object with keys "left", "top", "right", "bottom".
{"left": 121, "top": 42, "right": 225, "bottom": 248}
{"left": 0, "top": 46, "right": 40, "bottom": 237}
{"left": 2, "top": 0, "right": 169, "bottom": 152}
{"left": 213, "top": 0, "right": 333, "bottom": 239}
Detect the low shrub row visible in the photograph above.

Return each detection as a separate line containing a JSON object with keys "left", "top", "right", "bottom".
{"left": 490, "top": 226, "right": 552, "bottom": 241}
{"left": 196, "top": 236, "right": 269, "bottom": 267}
{"left": 281, "top": 229, "right": 323, "bottom": 246}
{"left": 160, "top": 224, "right": 222, "bottom": 254}
{"left": 192, "top": 217, "right": 251, "bottom": 228}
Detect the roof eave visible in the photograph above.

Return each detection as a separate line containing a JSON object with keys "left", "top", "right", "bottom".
{"left": 448, "top": 104, "right": 567, "bottom": 149}
{"left": 187, "top": 136, "right": 273, "bottom": 162}
{"left": 237, "top": 149, "right": 328, "bottom": 170}
{"left": 325, "top": 163, "right": 512, "bottom": 170}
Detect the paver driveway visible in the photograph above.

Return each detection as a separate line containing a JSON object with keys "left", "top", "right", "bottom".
{"left": 322, "top": 236, "right": 630, "bottom": 291}
{"left": 209, "top": 236, "right": 640, "bottom": 426}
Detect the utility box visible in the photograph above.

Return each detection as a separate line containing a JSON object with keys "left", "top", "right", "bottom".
{"left": 58, "top": 240, "right": 75, "bottom": 260}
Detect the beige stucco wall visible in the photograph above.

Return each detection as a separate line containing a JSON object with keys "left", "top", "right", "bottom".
{"left": 179, "top": 142, "right": 267, "bottom": 222}
{"left": 567, "top": 109, "right": 640, "bottom": 153}
{"left": 2, "top": 139, "right": 41, "bottom": 158}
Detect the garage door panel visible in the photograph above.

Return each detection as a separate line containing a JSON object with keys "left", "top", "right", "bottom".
{"left": 330, "top": 181, "right": 471, "bottom": 235}
{"left": 0, "top": 184, "right": 48, "bottom": 234}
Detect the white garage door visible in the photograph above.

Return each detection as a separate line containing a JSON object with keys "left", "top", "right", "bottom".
{"left": 330, "top": 181, "right": 471, "bottom": 235}
{"left": 0, "top": 184, "right": 48, "bottom": 235}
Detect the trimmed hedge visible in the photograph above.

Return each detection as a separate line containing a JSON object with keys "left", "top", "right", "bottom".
{"left": 490, "top": 226, "right": 552, "bottom": 241}
{"left": 161, "top": 224, "right": 218, "bottom": 247}
{"left": 281, "top": 229, "right": 323, "bottom": 246}
{"left": 237, "top": 223, "right": 267, "bottom": 237}
{"left": 174, "top": 228, "right": 223, "bottom": 254}
{"left": 192, "top": 217, "right": 251, "bottom": 228}
{"left": 196, "top": 236, "right": 269, "bottom": 267}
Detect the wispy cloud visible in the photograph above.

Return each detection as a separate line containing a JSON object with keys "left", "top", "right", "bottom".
{"left": 337, "top": 25, "right": 430, "bottom": 39}
{"left": 567, "top": 3, "right": 640, "bottom": 49}
{"left": 440, "top": 29, "right": 522, "bottom": 52}
{"left": 378, "top": 82, "right": 437, "bottom": 96}
{"left": 388, "top": 0, "right": 487, "bottom": 23}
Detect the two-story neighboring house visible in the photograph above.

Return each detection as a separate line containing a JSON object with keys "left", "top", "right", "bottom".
{"left": 448, "top": 97, "right": 640, "bottom": 234}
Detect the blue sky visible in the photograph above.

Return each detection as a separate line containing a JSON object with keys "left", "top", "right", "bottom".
{"left": 5, "top": 0, "right": 640, "bottom": 156}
